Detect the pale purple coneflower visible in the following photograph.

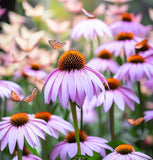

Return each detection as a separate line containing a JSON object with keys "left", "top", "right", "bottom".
{"left": 103, "top": 144, "right": 152, "bottom": 160}
{"left": 49, "top": 130, "right": 113, "bottom": 160}
{"left": 12, "top": 147, "right": 41, "bottom": 160}
{"left": 71, "top": 8, "right": 112, "bottom": 40}
{"left": 0, "top": 79, "right": 22, "bottom": 99}
{"left": 110, "top": 13, "right": 149, "bottom": 37}
{"left": 95, "top": 32, "right": 138, "bottom": 58}
{"left": 43, "top": 49, "right": 107, "bottom": 108}
{"left": 114, "top": 54, "right": 153, "bottom": 82}
{"left": 144, "top": 110, "right": 153, "bottom": 122}
{"left": 34, "top": 111, "right": 74, "bottom": 139}
{"left": 87, "top": 49, "right": 119, "bottom": 74}
{"left": 89, "top": 78, "right": 139, "bottom": 113}
{"left": 0, "top": 113, "right": 51, "bottom": 154}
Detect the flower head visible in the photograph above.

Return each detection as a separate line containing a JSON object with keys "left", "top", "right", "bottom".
{"left": 110, "top": 12, "right": 149, "bottom": 37}
{"left": 103, "top": 144, "right": 152, "bottom": 160}
{"left": 34, "top": 111, "right": 74, "bottom": 139}
{"left": 49, "top": 130, "right": 113, "bottom": 160}
{"left": 95, "top": 32, "right": 138, "bottom": 57}
{"left": 0, "top": 113, "right": 51, "bottom": 154}
{"left": 84, "top": 78, "right": 139, "bottom": 112}
{"left": 0, "top": 79, "right": 22, "bottom": 99}
{"left": 144, "top": 110, "right": 153, "bottom": 122}
{"left": 71, "top": 9, "right": 112, "bottom": 40}
{"left": 87, "top": 49, "right": 119, "bottom": 74}
{"left": 43, "top": 49, "right": 106, "bottom": 108}
{"left": 114, "top": 55, "right": 153, "bottom": 82}
{"left": 12, "top": 147, "right": 41, "bottom": 160}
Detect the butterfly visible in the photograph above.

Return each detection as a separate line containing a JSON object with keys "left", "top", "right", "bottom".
{"left": 11, "top": 87, "right": 37, "bottom": 103}
{"left": 127, "top": 117, "right": 144, "bottom": 126}
{"left": 135, "top": 39, "right": 148, "bottom": 49}
{"left": 48, "top": 40, "right": 66, "bottom": 49}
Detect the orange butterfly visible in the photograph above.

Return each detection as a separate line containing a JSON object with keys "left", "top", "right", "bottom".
{"left": 48, "top": 40, "right": 66, "bottom": 49}
{"left": 127, "top": 117, "right": 144, "bottom": 126}
{"left": 135, "top": 39, "right": 148, "bottom": 49}
{"left": 11, "top": 87, "right": 37, "bottom": 103}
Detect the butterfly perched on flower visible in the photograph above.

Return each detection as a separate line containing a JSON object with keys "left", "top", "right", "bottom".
{"left": 48, "top": 40, "right": 66, "bottom": 49}
{"left": 11, "top": 87, "right": 37, "bottom": 103}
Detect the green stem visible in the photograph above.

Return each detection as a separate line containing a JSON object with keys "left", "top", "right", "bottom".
{"left": 17, "top": 147, "right": 22, "bottom": 160}
{"left": 3, "top": 98, "right": 7, "bottom": 117}
{"left": 41, "top": 139, "right": 48, "bottom": 160}
{"left": 89, "top": 40, "right": 94, "bottom": 60}
{"left": 70, "top": 101, "right": 81, "bottom": 155}
{"left": 80, "top": 107, "right": 83, "bottom": 131}
{"left": 109, "top": 104, "right": 116, "bottom": 141}
{"left": 97, "top": 35, "right": 101, "bottom": 46}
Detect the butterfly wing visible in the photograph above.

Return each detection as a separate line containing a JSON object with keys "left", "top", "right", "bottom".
{"left": 127, "top": 117, "right": 144, "bottom": 126}
{"left": 22, "top": 87, "right": 37, "bottom": 103}
{"left": 135, "top": 39, "right": 148, "bottom": 49}
{"left": 11, "top": 91, "right": 21, "bottom": 102}
{"left": 48, "top": 40, "right": 66, "bottom": 49}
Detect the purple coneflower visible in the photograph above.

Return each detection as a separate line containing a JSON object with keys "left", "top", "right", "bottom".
{"left": 87, "top": 49, "right": 119, "bottom": 74}
{"left": 12, "top": 147, "right": 41, "bottom": 160}
{"left": 95, "top": 32, "right": 138, "bottom": 57}
{"left": 144, "top": 110, "right": 153, "bottom": 122}
{"left": 43, "top": 49, "right": 106, "bottom": 108}
{"left": 0, "top": 113, "right": 51, "bottom": 154}
{"left": 0, "top": 79, "right": 22, "bottom": 99}
{"left": 110, "top": 13, "right": 149, "bottom": 37}
{"left": 114, "top": 54, "right": 153, "bottom": 82}
{"left": 34, "top": 111, "right": 74, "bottom": 139}
{"left": 103, "top": 144, "right": 152, "bottom": 160}
{"left": 71, "top": 9, "right": 112, "bottom": 40}
{"left": 49, "top": 130, "right": 113, "bottom": 160}
{"left": 95, "top": 78, "right": 139, "bottom": 112}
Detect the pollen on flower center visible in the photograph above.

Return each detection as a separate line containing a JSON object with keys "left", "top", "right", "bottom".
{"left": 115, "top": 144, "right": 134, "bottom": 154}
{"left": 127, "top": 55, "right": 145, "bottom": 63}
{"left": 121, "top": 13, "right": 133, "bottom": 22}
{"left": 30, "top": 63, "right": 41, "bottom": 70}
{"left": 65, "top": 130, "right": 87, "bottom": 143}
{"left": 35, "top": 111, "right": 51, "bottom": 122}
{"left": 10, "top": 113, "right": 29, "bottom": 127}
{"left": 58, "top": 50, "right": 86, "bottom": 71}
{"left": 105, "top": 78, "right": 120, "bottom": 90}
{"left": 116, "top": 32, "right": 134, "bottom": 41}
{"left": 98, "top": 49, "right": 112, "bottom": 59}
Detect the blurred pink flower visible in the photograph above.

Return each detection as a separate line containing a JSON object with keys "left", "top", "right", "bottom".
{"left": 43, "top": 50, "right": 106, "bottom": 108}
{"left": 34, "top": 111, "right": 74, "bottom": 139}
{"left": 0, "top": 79, "right": 22, "bottom": 99}
{"left": 110, "top": 13, "right": 149, "bottom": 37}
{"left": 0, "top": 113, "right": 51, "bottom": 154}
{"left": 12, "top": 147, "right": 41, "bottom": 160}
{"left": 104, "top": 0, "right": 132, "bottom": 3}
{"left": 114, "top": 55, "right": 153, "bottom": 82}
{"left": 87, "top": 49, "right": 119, "bottom": 74}
{"left": 103, "top": 144, "right": 152, "bottom": 160}
{"left": 0, "top": 8, "right": 6, "bottom": 17}
{"left": 144, "top": 110, "right": 153, "bottom": 122}
{"left": 71, "top": 8, "right": 112, "bottom": 40}
{"left": 49, "top": 130, "right": 113, "bottom": 160}
{"left": 95, "top": 32, "right": 138, "bottom": 57}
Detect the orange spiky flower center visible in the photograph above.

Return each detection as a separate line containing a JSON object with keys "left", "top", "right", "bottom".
{"left": 98, "top": 49, "right": 112, "bottom": 59}
{"left": 116, "top": 32, "right": 134, "bottom": 41}
{"left": 121, "top": 13, "right": 133, "bottom": 22}
{"left": 65, "top": 130, "right": 87, "bottom": 143}
{"left": 115, "top": 144, "right": 134, "bottom": 154}
{"left": 35, "top": 111, "right": 51, "bottom": 122}
{"left": 105, "top": 78, "right": 120, "bottom": 90}
{"left": 127, "top": 55, "right": 145, "bottom": 63}
{"left": 10, "top": 113, "right": 29, "bottom": 127}
{"left": 58, "top": 50, "right": 86, "bottom": 72}
{"left": 30, "top": 63, "right": 41, "bottom": 71}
